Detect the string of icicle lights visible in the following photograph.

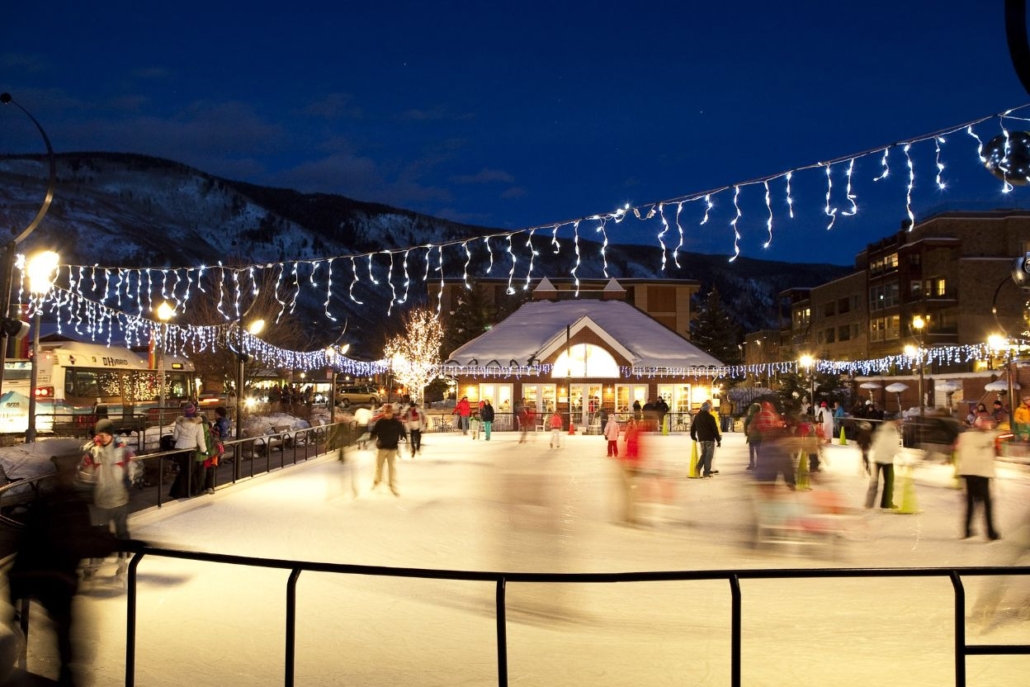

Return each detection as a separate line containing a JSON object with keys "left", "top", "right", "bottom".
{"left": 35, "top": 287, "right": 388, "bottom": 377}
{"left": 28, "top": 286, "right": 1016, "bottom": 380}
{"left": 42, "top": 104, "right": 1030, "bottom": 316}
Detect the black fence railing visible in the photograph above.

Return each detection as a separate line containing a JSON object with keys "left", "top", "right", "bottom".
{"left": 110, "top": 550, "right": 1030, "bottom": 687}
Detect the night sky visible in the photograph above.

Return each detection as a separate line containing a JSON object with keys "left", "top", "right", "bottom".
{"left": 4, "top": 1, "right": 1030, "bottom": 265}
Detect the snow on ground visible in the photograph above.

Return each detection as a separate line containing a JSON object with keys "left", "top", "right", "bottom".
{"left": 8, "top": 431, "right": 1030, "bottom": 686}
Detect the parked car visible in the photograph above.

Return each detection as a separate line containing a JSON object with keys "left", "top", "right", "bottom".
{"left": 335, "top": 385, "right": 379, "bottom": 408}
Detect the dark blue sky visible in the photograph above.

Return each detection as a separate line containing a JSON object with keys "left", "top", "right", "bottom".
{"left": 4, "top": 1, "right": 1030, "bottom": 265}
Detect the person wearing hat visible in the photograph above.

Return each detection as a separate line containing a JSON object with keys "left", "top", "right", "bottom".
{"left": 690, "top": 401, "right": 722, "bottom": 478}
{"left": 168, "top": 404, "right": 207, "bottom": 499}
{"left": 79, "top": 417, "right": 138, "bottom": 576}
{"left": 1013, "top": 396, "right": 1030, "bottom": 441}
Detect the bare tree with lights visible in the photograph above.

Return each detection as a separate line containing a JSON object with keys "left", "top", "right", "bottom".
{"left": 383, "top": 309, "right": 443, "bottom": 404}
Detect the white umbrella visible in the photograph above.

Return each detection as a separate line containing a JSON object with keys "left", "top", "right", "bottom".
{"left": 936, "top": 380, "right": 962, "bottom": 393}
{"left": 885, "top": 383, "right": 908, "bottom": 412}
{"left": 859, "top": 381, "right": 881, "bottom": 401}
{"left": 985, "top": 380, "right": 1020, "bottom": 391}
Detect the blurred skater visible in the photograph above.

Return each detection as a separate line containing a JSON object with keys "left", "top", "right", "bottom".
{"left": 743, "top": 403, "right": 761, "bottom": 471}
{"left": 604, "top": 414, "right": 620, "bottom": 457}
{"left": 79, "top": 418, "right": 139, "bottom": 576}
{"left": 690, "top": 402, "right": 721, "bottom": 477}
{"left": 480, "top": 399, "right": 495, "bottom": 441}
{"left": 956, "top": 416, "right": 1000, "bottom": 541}
{"left": 168, "top": 404, "right": 206, "bottom": 499}
{"left": 404, "top": 402, "right": 427, "bottom": 457}
{"left": 549, "top": 410, "right": 563, "bottom": 448}
{"left": 618, "top": 419, "right": 643, "bottom": 524}
{"left": 866, "top": 418, "right": 901, "bottom": 509}
{"left": 370, "top": 404, "right": 407, "bottom": 496}
{"left": 10, "top": 455, "right": 117, "bottom": 685}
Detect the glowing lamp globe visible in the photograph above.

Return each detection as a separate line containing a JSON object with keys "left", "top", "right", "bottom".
{"left": 983, "top": 131, "right": 1030, "bottom": 186}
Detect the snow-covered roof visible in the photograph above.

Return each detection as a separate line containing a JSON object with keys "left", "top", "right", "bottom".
{"left": 448, "top": 299, "right": 722, "bottom": 369}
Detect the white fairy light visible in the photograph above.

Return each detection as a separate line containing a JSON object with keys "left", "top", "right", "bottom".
{"left": 231, "top": 269, "right": 242, "bottom": 319}
{"left": 524, "top": 229, "right": 538, "bottom": 289}
{"left": 673, "top": 202, "right": 684, "bottom": 268}
{"left": 216, "top": 264, "right": 227, "bottom": 320}
{"left": 595, "top": 219, "right": 610, "bottom": 277}
{"left": 348, "top": 257, "right": 363, "bottom": 305}
{"left": 272, "top": 263, "right": 287, "bottom": 322}
{"left": 551, "top": 224, "right": 561, "bottom": 254}
{"left": 366, "top": 254, "right": 378, "bottom": 285}
{"left": 423, "top": 245, "right": 433, "bottom": 283}
{"left": 934, "top": 136, "right": 947, "bottom": 190}
{"left": 729, "top": 186, "right": 741, "bottom": 262}
{"left": 384, "top": 251, "right": 397, "bottom": 316}
{"left": 656, "top": 203, "right": 668, "bottom": 272}
{"left": 400, "top": 249, "right": 411, "bottom": 304}
{"left": 763, "top": 180, "right": 773, "bottom": 248}
{"left": 842, "top": 158, "right": 857, "bottom": 217}
{"left": 823, "top": 164, "right": 837, "bottom": 230}
{"left": 506, "top": 235, "right": 518, "bottom": 295}
{"left": 437, "top": 245, "right": 444, "bottom": 315}
{"left": 785, "top": 171, "right": 794, "bottom": 218}
{"left": 903, "top": 143, "right": 916, "bottom": 227}
{"left": 571, "top": 220, "right": 581, "bottom": 296}
{"left": 324, "top": 258, "right": 336, "bottom": 321}
{"left": 462, "top": 241, "right": 471, "bottom": 289}
{"left": 873, "top": 146, "right": 890, "bottom": 181}
{"left": 700, "top": 194, "right": 713, "bottom": 226}
{"left": 483, "top": 237, "right": 493, "bottom": 274}
{"left": 999, "top": 116, "right": 1015, "bottom": 194}
{"left": 967, "top": 124, "right": 986, "bottom": 163}
{"left": 288, "top": 261, "right": 301, "bottom": 314}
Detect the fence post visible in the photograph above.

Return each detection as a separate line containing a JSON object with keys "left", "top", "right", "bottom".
{"left": 730, "top": 575, "right": 741, "bottom": 687}
{"left": 496, "top": 577, "right": 508, "bottom": 687}
{"left": 949, "top": 571, "right": 966, "bottom": 687}
{"left": 125, "top": 553, "right": 144, "bottom": 687}
{"left": 285, "top": 568, "right": 302, "bottom": 687}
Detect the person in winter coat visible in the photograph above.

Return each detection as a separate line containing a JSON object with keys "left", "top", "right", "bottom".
{"left": 549, "top": 410, "right": 563, "bottom": 448}
{"left": 604, "top": 414, "right": 621, "bottom": 457}
{"left": 866, "top": 418, "right": 901, "bottom": 509}
{"left": 690, "top": 402, "right": 722, "bottom": 477}
{"left": 370, "top": 403, "right": 407, "bottom": 495}
{"left": 453, "top": 396, "right": 471, "bottom": 435}
{"left": 855, "top": 420, "right": 874, "bottom": 475}
{"left": 818, "top": 402, "right": 835, "bottom": 445}
{"left": 743, "top": 403, "right": 762, "bottom": 470}
{"left": 9, "top": 455, "right": 115, "bottom": 686}
{"left": 956, "top": 417, "right": 1001, "bottom": 540}
{"left": 80, "top": 418, "right": 138, "bottom": 576}
{"left": 213, "top": 405, "right": 232, "bottom": 443}
{"left": 404, "top": 402, "right": 427, "bottom": 457}
{"left": 169, "top": 404, "right": 207, "bottom": 499}
{"left": 480, "top": 399, "right": 495, "bottom": 441}
{"left": 619, "top": 419, "right": 644, "bottom": 524}
{"left": 1014, "top": 395, "right": 1030, "bottom": 440}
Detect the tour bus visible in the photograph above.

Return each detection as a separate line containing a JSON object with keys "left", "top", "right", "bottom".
{"left": 0, "top": 340, "right": 196, "bottom": 433}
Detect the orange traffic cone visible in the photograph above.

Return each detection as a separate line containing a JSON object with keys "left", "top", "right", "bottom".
{"left": 568, "top": 420, "right": 576, "bottom": 435}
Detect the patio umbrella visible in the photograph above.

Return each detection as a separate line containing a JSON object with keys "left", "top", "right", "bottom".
{"left": 885, "top": 382, "right": 908, "bottom": 412}
{"left": 984, "top": 380, "right": 1020, "bottom": 391}
{"left": 936, "top": 380, "right": 961, "bottom": 409}
{"left": 859, "top": 382, "right": 881, "bottom": 401}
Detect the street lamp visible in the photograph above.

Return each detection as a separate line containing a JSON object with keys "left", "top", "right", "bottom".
{"left": 911, "top": 315, "right": 926, "bottom": 421}
{"left": 235, "top": 318, "right": 265, "bottom": 442}
{"left": 154, "top": 301, "right": 174, "bottom": 425}
{"left": 325, "top": 343, "right": 350, "bottom": 424}
{"left": 25, "top": 250, "right": 58, "bottom": 442}
{"left": 798, "top": 354, "right": 815, "bottom": 411}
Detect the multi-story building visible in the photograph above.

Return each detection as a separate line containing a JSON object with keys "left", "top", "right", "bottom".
{"left": 744, "top": 209, "right": 1030, "bottom": 411}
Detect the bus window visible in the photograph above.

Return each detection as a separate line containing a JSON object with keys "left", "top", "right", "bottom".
{"left": 68, "top": 370, "right": 100, "bottom": 398}
{"left": 167, "top": 373, "right": 188, "bottom": 400}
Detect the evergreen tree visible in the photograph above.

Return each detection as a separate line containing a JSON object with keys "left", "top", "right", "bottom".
{"left": 440, "top": 281, "right": 491, "bottom": 359}
{"left": 689, "top": 286, "right": 742, "bottom": 365}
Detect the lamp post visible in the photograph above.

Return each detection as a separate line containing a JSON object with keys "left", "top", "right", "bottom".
{"left": 234, "top": 318, "right": 265, "bottom": 442}
{"left": 25, "top": 250, "right": 58, "bottom": 442}
{"left": 989, "top": 334, "right": 1015, "bottom": 419}
{"left": 912, "top": 315, "right": 926, "bottom": 421}
{"left": 325, "top": 343, "right": 350, "bottom": 425}
{"left": 154, "top": 301, "right": 174, "bottom": 425}
{"left": 798, "top": 354, "right": 815, "bottom": 411}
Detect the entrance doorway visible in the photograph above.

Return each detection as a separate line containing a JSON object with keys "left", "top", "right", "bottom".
{"left": 568, "top": 383, "right": 602, "bottom": 428}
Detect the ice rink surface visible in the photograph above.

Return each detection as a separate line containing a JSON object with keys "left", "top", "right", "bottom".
{"left": 13, "top": 431, "right": 1030, "bottom": 686}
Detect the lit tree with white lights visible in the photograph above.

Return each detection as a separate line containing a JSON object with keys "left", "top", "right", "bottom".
{"left": 383, "top": 308, "right": 443, "bottom": 403}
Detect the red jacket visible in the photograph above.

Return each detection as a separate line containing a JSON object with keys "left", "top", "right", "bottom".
{"left": 454, "top": 398, "right": 471, "bottom": 417}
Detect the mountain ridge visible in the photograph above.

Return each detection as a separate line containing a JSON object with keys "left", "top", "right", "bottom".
{"left": 0, "top": 152, "right": 850, "bottom": 355}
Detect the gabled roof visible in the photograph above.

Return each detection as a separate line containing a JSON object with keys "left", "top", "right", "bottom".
{"left": 448, "top": 299, "right": 722, "bottom": 369}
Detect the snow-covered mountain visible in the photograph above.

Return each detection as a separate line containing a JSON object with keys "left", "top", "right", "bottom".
{"left": 0, "top": 153, "right": 849, "bottom": 356}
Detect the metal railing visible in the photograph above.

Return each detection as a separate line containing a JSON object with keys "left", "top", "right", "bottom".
{"left": 111, "top": 549, "right": 1030, "bottom": 687}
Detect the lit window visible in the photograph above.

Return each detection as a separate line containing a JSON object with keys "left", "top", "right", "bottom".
{"left": 551, "top": 344, "right": 620, "bottom": 378}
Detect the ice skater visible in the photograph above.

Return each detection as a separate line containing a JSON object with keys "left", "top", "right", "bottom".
{"left": 549, "top": 410, "right": 563, "bottom": 448}
{"left": 604, "top": 413, "right": 620, "bottom": 457}
{"left": 866, "top": 417, "right": 901, "bottom": 509}
{"left": 370, "top": 404, "right": 407, "bottom": 496}
{"left": 956, "top": 416, "right": 1000, "bottom": 540}
{"left": 690, "top": 402, "right": 721, "bottom": 477}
